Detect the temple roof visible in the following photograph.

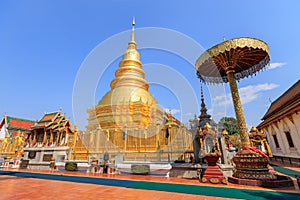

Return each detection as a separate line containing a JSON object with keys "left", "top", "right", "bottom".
{"left": 0, "top": 114, "right": 35, "bottom": 137}
{"left": 258, "top": 79, "right": 300, "bottom": 128}
{"left": 39, "top": 111, "right": 60, "bottom": 123}
{"left": 31, "top": 111, "right": 71, "bottom": 132}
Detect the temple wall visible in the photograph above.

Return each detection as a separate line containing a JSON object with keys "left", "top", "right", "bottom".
{"left": 263, "top": 112, "right": 300, "bottom": 158}
{"left": 0, "top": 124, "right": 5, "bottom": 139}
{"left": 81, "top": 125, "right": 193, "bottom": 161}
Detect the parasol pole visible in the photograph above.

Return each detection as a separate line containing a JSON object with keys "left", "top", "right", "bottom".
{"left": 225, "top": 66, "right": 251, "bottom": 147}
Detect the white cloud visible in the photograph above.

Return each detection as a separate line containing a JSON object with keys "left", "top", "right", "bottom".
{"left": 268, "top": 62, "right": 286, "bottom": 70}
{"left": 163, "top": 108, "right": 180, "bottom": 115}
{"left": 212, "top": 94, "right": 229, "bottom": 107}
{"left": 212, "top": 83, "right": 279, "bottom": 106}
{"left": 182, "top": 112, "right": 193, "bottom": 117}
{"left": 239, "top": 83, "right": 279, "bottom": 104}
{"left": 207, "top": 109, "right": 213, "bottom": 114}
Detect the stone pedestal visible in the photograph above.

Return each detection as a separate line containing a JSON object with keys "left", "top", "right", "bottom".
{"left": 169, "top": 163, "right": 201, "bottom": 179}
{"left": 131, "top": 164, "right": 150, "bottom": 175}
{"left": 218, "top": 164, "right": 234, "bottom": 178}
{"left": 201, "top": 154, "right": 227, "bottom": 184}
{"left": 23, "top": 146, "right": 70, "bottom": 170}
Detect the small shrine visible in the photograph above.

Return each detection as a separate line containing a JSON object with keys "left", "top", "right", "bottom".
{"left": 23, "top": 110, "right": 88, "bottom": 170}
{"left": 198, "top": 123, "right": 227, "bottom": 184}
{"left": 249, "top": 126, "right": 272, "bottom": 157}
{"left": 191, "top": 84, "right": 230, "bottom": 183}
{"left": 0, "top": 114, "right": 35, "bottom": 165}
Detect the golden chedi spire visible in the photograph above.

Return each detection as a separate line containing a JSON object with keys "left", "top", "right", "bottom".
{"left": 89, "top": 18, "right": 162, "bottom": 131}
{"left": 110, "top": 17, "right": 148, "bottom": 90}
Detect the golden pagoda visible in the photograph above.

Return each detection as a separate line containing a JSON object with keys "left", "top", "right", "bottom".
{"left": 84, "top": 19, "right": 193, "bottom": 161}
{"left": 87, "top": 18, "right": 164, "bottom": 132}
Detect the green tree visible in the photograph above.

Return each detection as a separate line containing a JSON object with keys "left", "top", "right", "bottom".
{"left": 218, "top": 117, "right": 238, "bottom": 135}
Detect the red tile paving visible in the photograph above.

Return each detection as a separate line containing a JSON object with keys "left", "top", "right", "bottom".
{"left": 1, "top": 165, "right": 300, "bottom": 200}
{"left": 0, "top": 174, "right": 235, "bottom": 200}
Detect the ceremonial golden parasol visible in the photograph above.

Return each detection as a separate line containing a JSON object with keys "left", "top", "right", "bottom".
{"left": 195, "top": 38, "right": 270, "bottom": 147}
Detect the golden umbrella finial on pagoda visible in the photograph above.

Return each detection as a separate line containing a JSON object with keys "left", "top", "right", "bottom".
{"left": 195, "top": 37, "right": 270, "bottom": 147}
{"left": 130, "top": 17, "right": 135, "bottom": 44}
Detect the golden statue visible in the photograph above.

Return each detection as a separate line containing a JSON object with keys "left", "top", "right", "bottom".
{"left": 1, "top": 136, "right": 10, "bottom": 153}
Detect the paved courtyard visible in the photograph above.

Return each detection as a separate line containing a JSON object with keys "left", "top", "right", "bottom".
{"left": 1, "top": 163, "right": 300, "bottom": 200}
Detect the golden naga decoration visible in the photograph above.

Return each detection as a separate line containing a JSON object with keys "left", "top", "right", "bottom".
{"left": 195, "top": 37, "right": 270, "bottom": 147}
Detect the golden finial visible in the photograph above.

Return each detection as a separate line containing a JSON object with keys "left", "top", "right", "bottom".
{"left": 222, "top": 129, "right": 228, "bottom": 136}
{"left": 130, "top": 17, "right": 136, "bottom": 44}
{"left": 204, "top": 122, "right": 211, "bottom": 130}
{"left": 250, "top": 126, "right": 258, "bottom": 133}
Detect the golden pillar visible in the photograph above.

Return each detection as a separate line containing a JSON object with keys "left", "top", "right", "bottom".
{"left": 106, "top": 130, "right": 110, "bottom": 141}
{"left": 72, "top": 126, "right": 78, "bottom": 160}
{"left": 95, "top": 128, "right": 100, "bottom": 151}
{"left": 144, "top": 127, "right": 147, "bottom": 152}
{"left": 33, "top": 130, "right": 37, "bottom": 146}
{"left": 49, "top": 129, "right": 53, "bottom": 145}
{"left": 113, "top": 129, "right": 116, "bottom": 147}
{"left": 124, "top": 125, "right": 127, "bottom": 152}
{"left": 226, "top": 67, "right": 251, "bottom": 147}
{"left": 56, "top": 132, "right": 60, "bottom": 146}
{"left": 135, "top": 128, "right": 138, "bottom": 152}
{"left": 139, "top": 128, "right": 142, "bottom": 152}
{"left": 156, "top": 122, "right": 161, "bottom": 149}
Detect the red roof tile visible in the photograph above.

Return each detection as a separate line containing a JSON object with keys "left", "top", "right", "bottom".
{"left": 9, "top": 119, "right": 35, "bottom": 129}
{"left": 6, "top": 116, "right": 35, "bottom": 129}
{"left": 41, "top": 114, "right": 55, "bottom": 122}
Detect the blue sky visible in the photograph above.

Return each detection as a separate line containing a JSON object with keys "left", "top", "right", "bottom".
{"left": 0, "top": 1, "right": 299, "bottom": 130}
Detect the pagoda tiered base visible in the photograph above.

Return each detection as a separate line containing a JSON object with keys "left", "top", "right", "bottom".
{"left": 228, "top": 149, "right": 294, "bottom": 187}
